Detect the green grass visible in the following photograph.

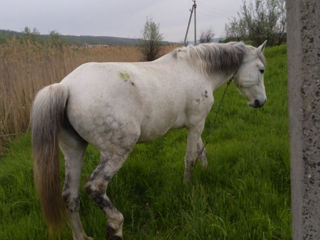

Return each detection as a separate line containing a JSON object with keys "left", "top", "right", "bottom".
{"left": 0, "top": 45, "right": 290, "bottom": 239}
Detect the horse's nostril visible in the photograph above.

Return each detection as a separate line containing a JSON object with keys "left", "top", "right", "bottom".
{"left": 254, "top": 99, "right": 260, "bottom": 107}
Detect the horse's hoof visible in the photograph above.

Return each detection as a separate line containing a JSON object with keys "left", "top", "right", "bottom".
{"left": 107, "top": 236, "right": 122, "bottom": 240}
{"left": 200, "top": 160, "right": 208, "bottom": 168}
{"left": 106, "top": 225, "right": 122, "bottom": 240}
{"left": 72, "top": 235, "right": 93, "bottom": 240}
{"left": 183, "top": 176, "right": 191, "bottom": 184}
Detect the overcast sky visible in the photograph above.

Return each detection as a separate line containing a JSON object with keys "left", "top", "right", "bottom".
{"left": 0, "top": 0, "right": 243, "bottom": 42}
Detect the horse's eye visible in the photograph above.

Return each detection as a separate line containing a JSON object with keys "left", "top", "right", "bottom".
{"left": 259, "top": 69, "right": 265, "bottom": 74}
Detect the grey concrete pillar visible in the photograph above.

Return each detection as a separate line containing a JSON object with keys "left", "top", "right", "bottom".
{"left": 287, "top": 0, "right": 320, "bottom": 239}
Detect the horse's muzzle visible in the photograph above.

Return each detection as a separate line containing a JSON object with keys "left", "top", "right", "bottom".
{"left": 250, "top": 99, "right": 266, "bottom": 108}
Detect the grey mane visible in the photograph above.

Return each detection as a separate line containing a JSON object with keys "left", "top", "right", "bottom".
{"left": 183, "top": 42, "right": 247, "bottom": 75}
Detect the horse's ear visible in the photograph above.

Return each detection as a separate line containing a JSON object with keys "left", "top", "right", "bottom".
{"left": 258, "top": 40, "right": 267, "bottom": 53}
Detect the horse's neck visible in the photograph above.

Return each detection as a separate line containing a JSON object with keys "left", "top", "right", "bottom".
{"left": 208, "top": 72, "right": 234, "bottom": 92}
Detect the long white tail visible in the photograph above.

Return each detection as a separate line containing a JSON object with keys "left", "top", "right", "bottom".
{"left": 31, "top": 83, "right": 68, "bottom": 231}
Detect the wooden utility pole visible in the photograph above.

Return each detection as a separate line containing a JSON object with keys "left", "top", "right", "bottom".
{"left": 184, "top": 0, "right": 197, "bottom": 46}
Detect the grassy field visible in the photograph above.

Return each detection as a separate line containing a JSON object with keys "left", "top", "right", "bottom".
{"left": 0, "top": 45, "right": 290, "bottom": 239}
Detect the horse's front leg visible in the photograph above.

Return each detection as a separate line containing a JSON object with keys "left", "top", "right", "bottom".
{"left": 197, "top": 138, "right": 208, "bottom": 168}
{"left": 184, "top": 121, "right": 205, "bottom": 183}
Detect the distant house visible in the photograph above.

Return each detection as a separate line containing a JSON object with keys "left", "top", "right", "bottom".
{"left": 87, "top": 44, "right": 110, "bottom": 48}
{"left": 82, "top": 43, "right": 110, "bottom": 48}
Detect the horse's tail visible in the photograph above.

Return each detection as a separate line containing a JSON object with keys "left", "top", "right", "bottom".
{"left": 31, "top": 83, "right": 68, "bottom": 231}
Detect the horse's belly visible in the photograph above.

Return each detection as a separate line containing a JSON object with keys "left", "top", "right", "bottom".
{"left": 138, "top": 126, "right": 169, "bottom": 142}
{"left": 138, "top": 111, "right": 186, "bottom": 142}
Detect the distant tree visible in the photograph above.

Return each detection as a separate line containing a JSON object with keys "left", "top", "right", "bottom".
{"left": 48, "top": 31, "right": 66, "bottom": 48}
{"left": 0, "top": 31, "right": 11, "bottom": 44}
{"left": 23, "top": 26, "right": 31, "bottom": 35}
{"left": 225, "top": 17, "right": 247, "bottom": 41}
{"left": 225, "top": 0, "right": 286, "bottom": 46}
{"left": 200, "top": 29, "right": 215, "bottom": 43}
{"left": 32, "top": 28, "right": 40, "bottom": 35}
{"left": 275, "top": 0, "right": 286, "bottom": 45}
{"left": 22, "top": 26, "right": 40, "bottom": 43}
{"left": 140, "top": 17, "right": 163, "bottom": 61}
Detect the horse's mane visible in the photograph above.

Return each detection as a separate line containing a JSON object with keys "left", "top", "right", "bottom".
{"left": 175, "top": 42, "right": 247, "bottom": 75}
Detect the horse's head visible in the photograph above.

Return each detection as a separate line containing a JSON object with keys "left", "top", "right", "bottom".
{"left": 234, "top": 41, "right": 267, "bottom": 108}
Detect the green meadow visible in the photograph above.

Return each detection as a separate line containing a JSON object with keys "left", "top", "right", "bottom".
{"left": 0, "top": 45, "right": 290, "bottom": 239}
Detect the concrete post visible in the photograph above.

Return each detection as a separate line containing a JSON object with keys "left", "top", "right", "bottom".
{"left": 287, "top": 0, "right": 320, "bottom": 239}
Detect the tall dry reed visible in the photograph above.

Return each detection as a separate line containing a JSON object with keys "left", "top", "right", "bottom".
{"left": 0, "top": 38, "right": 177, "bottom": 150}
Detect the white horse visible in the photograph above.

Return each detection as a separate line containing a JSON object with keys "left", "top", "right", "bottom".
{"left": 31, "top": 41, "right": 267, "bottom": 240}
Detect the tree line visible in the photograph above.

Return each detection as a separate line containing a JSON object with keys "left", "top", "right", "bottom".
{"left": 141, "top": 0, "right": 287, "bottom": 62}
{"left": 224, "top": 0, "right": 286, "bottom": 46}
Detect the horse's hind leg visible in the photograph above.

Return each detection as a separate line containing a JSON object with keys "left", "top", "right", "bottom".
{"left": 85, "top": 146, "right": 134, "bottom": 240}
{"left": 59, "top": 128, "right": 91, "bottom": 240}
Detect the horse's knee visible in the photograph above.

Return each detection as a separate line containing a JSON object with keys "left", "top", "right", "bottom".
{"left": 85, "top": 181, "right": 114, "bottom": 211}
{"left": 85, "top": 182, "right": 103, "bottom": 201}
{"left": 185, "top": 154, "right": 196, "bottom": 169}
{"left": 184, "top": 153, "right": 197, "bottom": 183}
